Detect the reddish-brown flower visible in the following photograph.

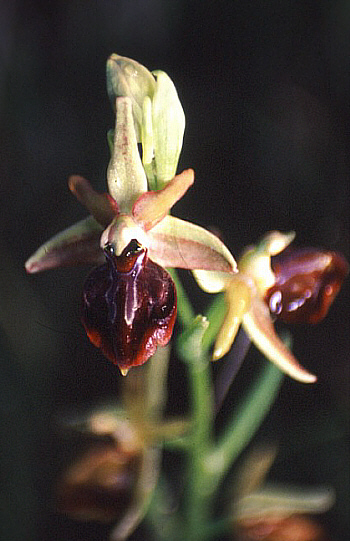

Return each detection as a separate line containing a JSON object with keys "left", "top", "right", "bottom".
{"left": 266, "top": 248, "right": 349, "bottom": 324}
{"left": 56, "top": 439, "right": 142, "bottom": 523}
{"left": 81, "top": 239, "right": 177, "bottom": 374}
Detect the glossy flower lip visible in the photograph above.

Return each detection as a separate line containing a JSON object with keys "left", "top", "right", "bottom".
{"left": 195, "top": 231, "right": 324, "bottom": 383}
{"left": 81, "top": 240, "right": 177, "bottom": 374}
{"left": 25, "top": 93, "right": 237, "bottom": 372}
{"left": 266, "top": 248, "right": 349, "bottom": 324}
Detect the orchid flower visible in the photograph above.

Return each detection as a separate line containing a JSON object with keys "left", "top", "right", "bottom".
{"left": 194, "top": 231, "right": 348, "bottom": 383}
{"left": 56, "top": 347, "right": 187, "bottom": 540}
{"left": 232, "top": 445, "right": 334, "bottom": 541}
{"left": 25, "top": 55, "right": 237, "bottom": 375}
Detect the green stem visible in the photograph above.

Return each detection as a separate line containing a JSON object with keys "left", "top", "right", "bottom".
{"left": 205, "top": 360, "right": 284, "bottom": 491}
{"left": 201, "top": 293, "right": 227, "bottom": 353}
{"left": 168, "top": 268, "right": 195, "bottom": 328}
{"left": 147, "top": 477, "right": 184, "bottom": 541}
{"left": 176, "top": 317, "right": 215, "bottom": 539}
{"left": 185, "top": 352, "right": 214, "bottom": 538}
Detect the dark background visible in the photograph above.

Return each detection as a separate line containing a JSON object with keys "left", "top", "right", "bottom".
{"left": 0, "top": 1, "right": 349, "bottom": 540}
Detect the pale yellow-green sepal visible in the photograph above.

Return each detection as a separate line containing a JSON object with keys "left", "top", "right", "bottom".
{"left": 238, "top": 231, "right": 295, "bottom": 295}
{"left": 235, "top": 486, "right": 334, "bottom": 521}
{"left": 242, "top": 297, "right": 317, "bottom": 383}
{"left": 107, "top": 97, "right": 148, "bottom": 212}
{"left": 25, "top": 216, "right": 103, "bottom": 273}
{"left": 148, "top": 215, "right": 237, "bottom": 274}
{"left": 151, "top": 70, "right": 185, "bottom": 188}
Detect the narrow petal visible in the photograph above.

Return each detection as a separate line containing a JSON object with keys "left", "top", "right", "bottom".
{"left": 242, "top": 297, "right": 317, "bottom": 383}
{"left": 25, "top": 216, "right": 104, "bottom": 273}
{"left": 132, "top": 169, "right": 194, "bottom": 231}
{"left": 107, "top": 97, "right": 148, "bottom": 211}
{"left": 147, "top": 215, "right": 237, "bottom": 274}
{"left": 213, "top": 277, "right": 251, "bottom": 361}
{"left": 260, "top": 230, "right": 296, "bottom": 256}
{"left": 68, "top": 175, "right": 119, "bottom": 226}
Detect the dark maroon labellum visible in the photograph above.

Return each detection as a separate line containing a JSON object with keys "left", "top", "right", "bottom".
{"left": 81, "top": 239, "right": 177, "bottom": 372}
{"left": 265, "top": 248, "right": 348, "bottom": 324}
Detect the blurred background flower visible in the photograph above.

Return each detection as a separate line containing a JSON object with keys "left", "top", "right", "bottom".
{"left": 231, "top": 445, "right": 334, "bottom": 541}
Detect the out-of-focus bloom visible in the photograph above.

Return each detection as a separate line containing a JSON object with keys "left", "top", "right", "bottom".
{"left": 56, "top": 429, "right": 143, "bottom": 524}
{"left": 236, "top": 514, "right": 330, "bottom": 541}
{"left": 195, "top": 231, "right": 348, "bottom": 383}
{"left": 232, "top": 446, "right": 334, "bottom": 541}
{"left": 56, "top": 349, "right": 189, "bottom": 540}
{"left": 25, "top": 55, "right": 236, "bottom": 375}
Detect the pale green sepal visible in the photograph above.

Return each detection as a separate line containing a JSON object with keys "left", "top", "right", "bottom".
{"left": 147, "top": 215, "right": 237, "bottom": 274}
{"left": 235, "top": 485, "right": 335, "bottom": 521}
{"left": 107, "top": 129, "right": 114, "bottom": 155}
{"left": 141, "top": 96, "right": 154, "bottom": 166}
{"left": 107, "top": 97, "right": 148, "bottom": 212}
{"left": 151, "top": 70, "right": 185, "bottom": 187}
{"left": 242, "top": 297, "right": 317, "bottom": 383}
{"left": 106, "top": 54, "right": 156, "bottom": 141}
{"left": 25, "top": 216, "right": 104, "bottom": 274}
{"left": 239, "top": 231, "right": 295, "bottom": 295}
{"left": 141, "top": 95, "right": 157, "bottom": 190}
{"left": 192, "top": 269, "right": 231, "bottom": 293}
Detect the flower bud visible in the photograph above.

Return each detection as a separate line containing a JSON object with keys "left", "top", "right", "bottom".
{"left": 106, "top": 55, "right": 185, "bottom": 191}
{"left": 106, "top": 54, "right": 156, "bottom": 141}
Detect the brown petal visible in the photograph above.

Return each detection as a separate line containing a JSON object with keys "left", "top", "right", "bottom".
{"left": 56, "top": 441, "right": 141, "bottom": 523}
{"left": 69, "top": 175, "right": 119, "bottom": 226}
{"left": 266, "top": 249, "right": 349, "bottom": 324}
{"left": 25, "top": 216, "right": 104, "bottom": 273}
{"left": 81, "top": 241, "right": 177, "bottom": 372}
{"left": 132, "top": 169, "right": 194, "bottom": 230}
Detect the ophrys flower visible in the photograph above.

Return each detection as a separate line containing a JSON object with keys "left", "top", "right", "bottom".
{"left": 194, "top": 231, "right": 347, "bottom": 383}
{"left": 25, "top": 94, "right": 236, "bottom": 374}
